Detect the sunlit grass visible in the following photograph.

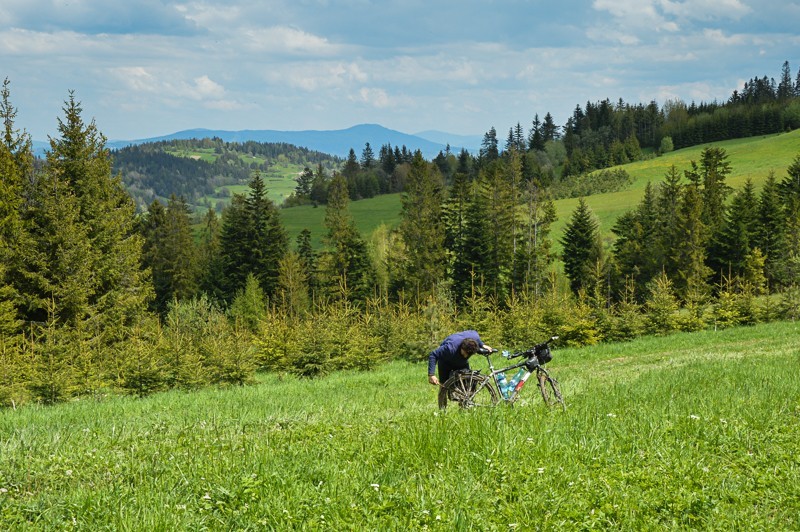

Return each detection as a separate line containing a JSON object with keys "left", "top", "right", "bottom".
{"left": 1, "top": 320, "right": 799, "bottom": 529}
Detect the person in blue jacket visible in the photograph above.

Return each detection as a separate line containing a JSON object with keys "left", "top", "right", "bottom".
{"left": 427, "top": 330, "right": 493, "bottom": 386}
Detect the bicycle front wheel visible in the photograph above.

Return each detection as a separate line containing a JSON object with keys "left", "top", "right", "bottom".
{"left": 440, "top": 372, "right": 499, "bottom": 410}
{"left": 537, "top": 370, "right": 565, "bottom": 410}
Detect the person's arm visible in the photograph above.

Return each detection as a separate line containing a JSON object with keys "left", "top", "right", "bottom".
{"left": 428, "top": 348, "right": 440, "bottom": 385}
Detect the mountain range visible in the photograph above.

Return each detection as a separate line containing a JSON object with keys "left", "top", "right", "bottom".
{"left": 32, "top": 124, "right": 483, "bottom": 159}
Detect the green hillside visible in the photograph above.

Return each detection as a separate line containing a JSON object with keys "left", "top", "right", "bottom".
{"left": 2, "top": 320, "right": 798, "bottom": 529}
{"left": 279, "top": 130, "right": 800, "bottom": 249}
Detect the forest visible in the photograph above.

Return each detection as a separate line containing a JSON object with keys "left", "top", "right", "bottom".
{"left": 1, "top": 60, "right": 800, "bottom": 408}
{"left": 112, "top": 138, "right": 342, "bottom": 211}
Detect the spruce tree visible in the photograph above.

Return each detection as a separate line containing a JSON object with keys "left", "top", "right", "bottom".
{"left": 698, "top": 147, "right": 732, "bottom": 235}
{"left": 140, "top": 195, "right": 199, "bottom": 312}
{"left": 674, "top": 180, "right": 712, "bottom": 300}
{"left": 561, "top": 198, "right": 602, "bottom": 295}
{"left": 320, "top": 173, "right": 374, "bottom": 303}
{"left": 243, "top": 172, "right": 288, "bottom": 298}
{"left": 219, "top": 194, "right": 251, "bottom": 301}
{"left": 612, "top": 182, "right": 659, "bottom": 300}
{"left": 466, "top": 158, "right": 519, "bottom": 302}
{"left": 756, "top": 173, "right": 787, "bottom": 285}
{"left": 397, "top": 151, "right": 446, "bottom": 299}
{"left": 23, "top": 93, "right": 150, "bottom": 327}
{"left": 443, "top": 167, "right": 474, "bottom": 304}
{"left": 655, "top": 165, "right": 684, "bottom": 280}
{"left": 197, "top": 208, "right": 225, "bottom": 303}
{"left": 295, "top": 229, "right": 317, "bottom": 298}
{"left": 0, "top": 79, "right": 30, "bottom": 333}
{"left": 513, "top": 180, "right": 556, "bottom": 300}
{"left": 708, "top": 179, "right": 759, "bottom": 278}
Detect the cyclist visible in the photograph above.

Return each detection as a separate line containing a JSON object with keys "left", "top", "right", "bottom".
{"left": 427, "top": 330, "right": 493, "bottom": 387}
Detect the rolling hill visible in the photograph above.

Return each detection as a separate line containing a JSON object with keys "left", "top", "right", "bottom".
{"left": 103, "top": 124, "right": 472, "bottom": 160}
{"left": 279, "top": 130, "right": 800, "bottom": 250}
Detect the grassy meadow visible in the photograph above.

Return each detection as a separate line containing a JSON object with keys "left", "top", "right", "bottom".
{"left": 279, "top": 130, "right": 800, "bottom": 250}
{"left": 2, "top": 320, "right": 799, "bottom": 530}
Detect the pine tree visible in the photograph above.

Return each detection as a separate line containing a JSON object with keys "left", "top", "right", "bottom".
{"left": 197, "top": 208, "right": 225, "bottom": 303}
{"left": 655, "top": 165, "right": 684, "bottom": 279}
{"left": 22, "top": 93, "right": 150, "bottom": 327}
{"left": 140, "top": 195, "right": 199, "bottom": 313}
{"left": 443, "top": 167, "right": 474, "bottom": 304}
{"left": 295, "top": 167, "right": 314, "bottom": 198}
{"left": 612, "top": 182, "right": 659, "bottom": 299}
{"left": 674, "top": 180, "right": 712, "bottom": 300}
{"left": 0, "top": 79, "right": 30, "bottom": 333}
{"left": 396, "top": 151, "right": 446, "bottom": 299}
{"left": 513, "top": 180, "right": 556, "bottom": 300}
{"left": 320, "top": 173, "right": 375, "bottom": 303}
{"left": 479, "top": 127, "right": 499, "bottom": 165}
{"left": 561, "top": 198, "right": 602, "bottom": 295}
{"left": 243, "top": 172, "right": 288, "bottom": 298}
{"left": 708, "top": 179, "right": 759, "bottom": 278}
{"left": 277, "top": 250, "right": 310, "bottom": 319}
{"left": 697, "top": 147, "right": 732, "bottom": 235}
{"left": 465, "top": 158, "right": 519, "bottom": 302}
{"left": 295, "top": 229, "right": 317, "bottom": 298}
{"left": 755, "top": 172, "right": 786, "bottom": 285}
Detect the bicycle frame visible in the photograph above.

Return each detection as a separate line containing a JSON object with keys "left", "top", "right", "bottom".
{"left": 480, "top": 353, "right": 540, "bottom": 403}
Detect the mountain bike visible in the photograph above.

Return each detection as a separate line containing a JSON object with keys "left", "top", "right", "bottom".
{"left": 438, "top": 336, "right": 564, "bottom": 410}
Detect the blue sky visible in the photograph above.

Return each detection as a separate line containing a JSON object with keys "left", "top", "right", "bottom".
{"left": 2, "top": 0, "right": 798, "bottom": 141}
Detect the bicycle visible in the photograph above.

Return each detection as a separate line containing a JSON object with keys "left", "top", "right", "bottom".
{"left": 438, "top": 336, "right": 564, "bottom": 410}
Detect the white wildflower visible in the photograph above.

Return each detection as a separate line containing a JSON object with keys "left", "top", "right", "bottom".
{"left": 370, "top": 483, "right": 380, "bottom": 491}
{"left": 690, "top": 414, "right": 700, "bottom": 420}
{"left": 537, "top": 468, "right": 545, "bottom": 474}
{"left": 606, "top": 413, "right": 616, "bottom": 418}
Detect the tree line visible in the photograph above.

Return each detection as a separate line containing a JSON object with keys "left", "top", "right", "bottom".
{"left": 289, "top": 60, "right": 800, "bottom": 208}
{"left": 1, "top": 68, "right": 800, "bottom": 407}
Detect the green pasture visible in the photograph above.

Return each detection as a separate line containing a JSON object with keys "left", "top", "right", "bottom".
{"left": 280, "top": 193, "right": 403, "bottom": 248}
{"left": 1, "top": 320, "right": 799, "bottom": 529}
{"left": 549, "top": 130, "right": 800, "bottom": 249}
{"left": 277, "top": 130, "right": 800, "bottom": 250}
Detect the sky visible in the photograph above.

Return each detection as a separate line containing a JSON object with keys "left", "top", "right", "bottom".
{"left": 2, "top": 0, "right": 799, "bottom": 142}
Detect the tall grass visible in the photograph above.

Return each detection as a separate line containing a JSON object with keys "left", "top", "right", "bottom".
{"left": 1, "top": 320, "right": 799, "bottom": 529}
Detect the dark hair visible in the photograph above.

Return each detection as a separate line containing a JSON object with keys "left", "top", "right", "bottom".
{"left": 460, "top": 338, "right": 479, "bottom": 356}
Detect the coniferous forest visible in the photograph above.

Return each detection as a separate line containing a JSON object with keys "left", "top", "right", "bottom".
{"left": 2, "top": 61, "right": 800, "bottom": 407}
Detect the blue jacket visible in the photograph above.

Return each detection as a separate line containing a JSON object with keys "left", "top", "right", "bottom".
{"left": 428, "top": 330, "right": 484, "bottom": 375}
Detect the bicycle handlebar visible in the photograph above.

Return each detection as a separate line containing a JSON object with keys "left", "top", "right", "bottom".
{"left": 505, "top": 336, "right": 559, "bottom": 360}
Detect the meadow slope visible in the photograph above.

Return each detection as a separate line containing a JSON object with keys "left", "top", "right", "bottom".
{"left": 279, "top": 130, "right": 800, "bottom": 250}
{"left": 1, "top": 320, "right": 799, "bottom": 529}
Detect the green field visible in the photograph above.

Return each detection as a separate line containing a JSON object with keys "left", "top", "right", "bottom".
{"left": 2, "top": 320, "right": 798, "bottom": 529}
{"left": 279, "top": 130, "right": 800, "bottom": 250}
{"left": 166, "top": 146, "right": 308, "bottom": 209}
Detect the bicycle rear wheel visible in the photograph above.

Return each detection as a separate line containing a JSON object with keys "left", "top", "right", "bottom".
{"left": 439, "top": 371, "right": 499, "bottom": 410}
{"left": 537, "top": 369, "right": 565, "bottom": 410}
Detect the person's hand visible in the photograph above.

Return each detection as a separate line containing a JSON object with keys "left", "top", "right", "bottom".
{"left": 483, "top": 344, "right": 494, "bottom": 352}
{"left": 428, "top": 375, "right": 440, "bottom": 386}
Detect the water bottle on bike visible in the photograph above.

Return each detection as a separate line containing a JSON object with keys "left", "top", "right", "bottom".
{"left": 496, "top": 372, "right": 511, "bottom": 398}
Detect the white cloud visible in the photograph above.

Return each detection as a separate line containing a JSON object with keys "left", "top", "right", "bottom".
{"left": 659, "top": 0, "right": 752, "bottom": 21}
{"left": 356, "top": 87, "right": 391, "bottom": 108}
{"left": 242, "top": 26, "right": 340, "bottom": 55}
{"left": 192, "top": 75, "right": 226, "bottom": 99}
